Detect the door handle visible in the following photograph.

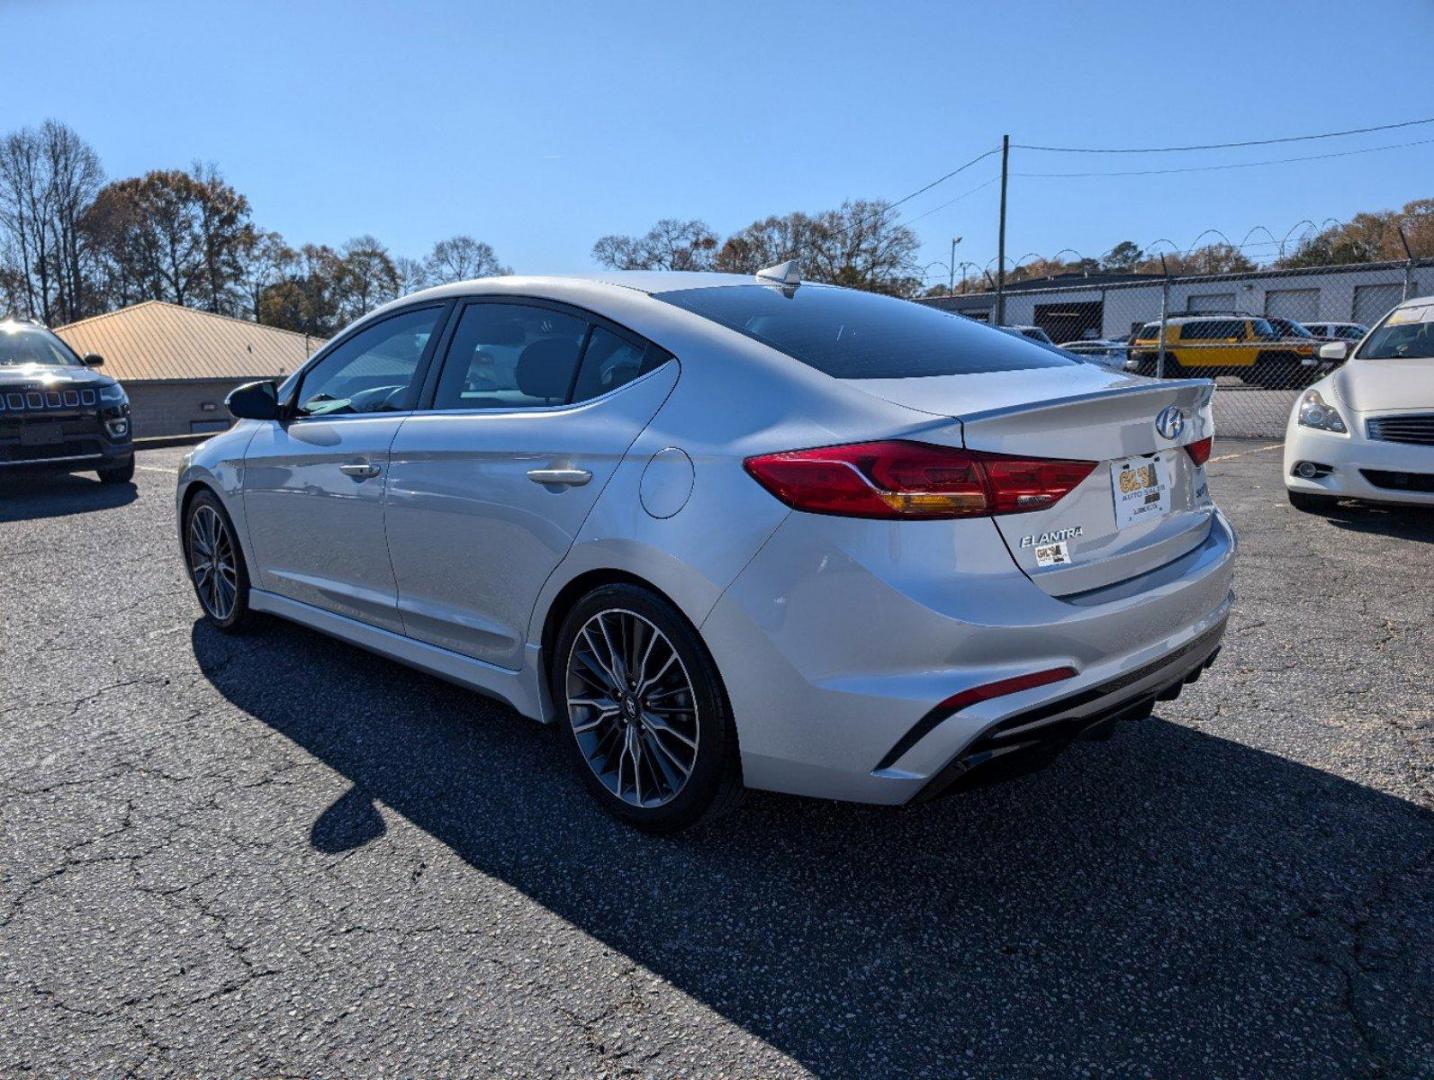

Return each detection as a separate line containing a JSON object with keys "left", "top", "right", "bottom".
{"left": 339, "top": 461, "right": 382, "bottom": 480}
{"left": 526, "top": 467, "right": 592, "bottom": 487}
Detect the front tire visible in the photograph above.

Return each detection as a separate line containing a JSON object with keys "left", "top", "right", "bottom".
{"left": 552, "top": 584, "right": 742, "bottom": 833}
{"left": 97, "top": 456, "right": 134, "bottom": 484}
{"left": 183, "top": 489, "right": 253, "bottom": 632}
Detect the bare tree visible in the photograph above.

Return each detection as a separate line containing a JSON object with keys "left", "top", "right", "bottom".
{"left": 257, "top": 243, "right": 343, "bottom": 337}
{"left": 592, "top": 218, "right": 718, "bottom": 271}
{"left": 715, "top": 212, "right": 817, "bottom": 274}
{"left": 86, "top": 165, "right": 254, "bottom": 312}
{"left": 394, "top": 255, "right": 430, "bottom": 296}
{"left": 335, "top": 235, "right": 400, "bottom": 321}
{"left": 713, "top": 201, "right": 920, "bottom": 295}
{"left": 236, "top": 229, "right": 296, "bottom": 320}
{"left": 0, "top": 121, "right": 103, "bottom": 323}
{"left": 424, "top": 235, "right": 510, "bottom": 283}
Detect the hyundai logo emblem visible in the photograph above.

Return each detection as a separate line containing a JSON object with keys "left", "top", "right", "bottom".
{"left": 1155, "top": 405, "right": 1185, "bottom": 440}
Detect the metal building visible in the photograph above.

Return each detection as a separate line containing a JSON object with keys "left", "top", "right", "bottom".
{"left": 54, "top": 301, "right": 322, "bottom": 438}
{"left": 919, "top": 259, "right": 1433, "bottom": 343}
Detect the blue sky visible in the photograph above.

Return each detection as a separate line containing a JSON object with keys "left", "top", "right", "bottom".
{"left": 10, "top": 0, "right": 1434, "bottom": 284}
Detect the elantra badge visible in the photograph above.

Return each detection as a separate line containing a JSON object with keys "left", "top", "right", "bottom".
{"left": 1020, "top": 525, "right": 1083, "bottom": 548}
{"left": 1155, "top": 406, "right": 1185, "bottom": 440}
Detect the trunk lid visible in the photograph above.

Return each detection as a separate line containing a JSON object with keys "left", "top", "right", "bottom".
{"left": 856, "top": 367, "right": 1217, "bottom": 597}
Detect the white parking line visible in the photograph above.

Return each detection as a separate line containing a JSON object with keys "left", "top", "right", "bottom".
{"left": 1208, "top": 442, "right": 1283, "bottom": 464}
{"left": 137, "top": 465, "right": 175, "bottom": 473}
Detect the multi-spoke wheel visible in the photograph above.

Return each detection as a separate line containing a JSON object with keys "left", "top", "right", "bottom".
{"left": 567, "top": 608, "right": 700, "bottom": 808}
{"left": 184, "top": 490, "right": 251, "bottom": 631}
{"left": 554, "top": 584, "right": 742, "bottom": 832}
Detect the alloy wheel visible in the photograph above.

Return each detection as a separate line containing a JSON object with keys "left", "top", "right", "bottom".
{"left": 188, "top": 504, "right": 238, "bottom": 621}
{"left": 565, "top": 608, "right": 700, "bottom": 809}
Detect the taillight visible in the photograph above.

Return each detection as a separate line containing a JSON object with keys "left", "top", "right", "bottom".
{"left": 1184, "top": 436, "right": 1213, "bottom": 466}
{"left": 742, "top": 440, "right": 1096, "bottom": 520}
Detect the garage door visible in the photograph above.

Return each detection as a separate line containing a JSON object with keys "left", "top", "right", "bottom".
{"left": 1353, "top": 284, "right": 1404, "bottom": 326}
{"left": 1186, "top": 293, "right": 1237, "bottom": 313}
{"left": 1265, "top": 289, "right": 1319, "bottom": 321}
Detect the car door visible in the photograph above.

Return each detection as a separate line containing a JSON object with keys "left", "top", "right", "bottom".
{"left": 384, "top": 298, "right": 678, "bottom": 668}
{"left": 241, "top": 303, "right": 450, "bottom": 632}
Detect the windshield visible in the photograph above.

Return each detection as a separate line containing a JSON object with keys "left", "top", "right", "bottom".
{"left": 1357, "top": 305, "right": 1434, "bottom": 360}
{"left": 654, "top": 285, "right": 1076, "bottom": 379}
{"left": 0, "top": 323, "right": 83, "bottom": 367}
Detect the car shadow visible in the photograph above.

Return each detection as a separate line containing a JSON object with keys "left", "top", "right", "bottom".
{"left": 1318, "top": 502, "right": 1434, "bottom": 545}
{"left": 0, "top": 470, "right": 137, "bottom": 521}
{"left": 191, "top": 617, "right": 1433, "bottom": 1077}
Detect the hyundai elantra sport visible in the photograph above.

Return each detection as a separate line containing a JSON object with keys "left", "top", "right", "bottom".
{"left": 177, "top": 265, "right": 1235, "bottom": 831}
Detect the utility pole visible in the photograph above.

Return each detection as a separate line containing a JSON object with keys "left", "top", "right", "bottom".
{"left": 948, "top": 236, "right": 962, "bottom": 295}
{"left": 995, "top": 134, "right": 1009, "bottom": 326}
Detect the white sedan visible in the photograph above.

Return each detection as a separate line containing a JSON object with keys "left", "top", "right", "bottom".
{"left": 1285, "top": 295, "right": 1434, "bottom": 511}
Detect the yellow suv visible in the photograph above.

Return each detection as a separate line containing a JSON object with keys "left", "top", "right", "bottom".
{"left": 1130, "top": 315, "right": 1316, "bottom": 387}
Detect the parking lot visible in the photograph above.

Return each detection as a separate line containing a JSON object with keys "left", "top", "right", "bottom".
{"left": 1, "top": 440, "right": 1430, "bottom": 1078}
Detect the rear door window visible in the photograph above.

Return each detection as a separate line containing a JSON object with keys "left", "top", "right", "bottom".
{"left": 433, "top": 303, "right": 588, "bottom": 410}
{"left": 655, "top": 284, "right": 1075, "bottom": 379}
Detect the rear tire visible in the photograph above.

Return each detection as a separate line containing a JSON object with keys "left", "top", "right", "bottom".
{"left": 552, "top": 583, "right": 742, "bottom": 833}
{"left": 183, "top": 489, "right": 253, "bottom": 632}
{"left": 97, "top": 456, "right": 134, "bottom": 484}
{"left": 1288, "top": 490, "right": 1340, "bottom": 515}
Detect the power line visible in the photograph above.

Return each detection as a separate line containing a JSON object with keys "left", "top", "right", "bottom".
{"left": 827, "top": 146, "right": 1000, "bottom": 242}
{"left": 1011, "top": 136, "right": 1434, "bottom": 178}
{"left": 886, "top": 147, "right": 1001, "bottom": 213}
{"left": 1013, "top": 115, "right": 1434, "bottom": 154}
{"left": 900, "top": 176, "right": 1000, "bottom": 226}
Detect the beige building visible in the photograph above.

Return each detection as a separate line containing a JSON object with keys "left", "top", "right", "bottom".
{"left": 55, "top": 301, "right": 323, "bottom": 438}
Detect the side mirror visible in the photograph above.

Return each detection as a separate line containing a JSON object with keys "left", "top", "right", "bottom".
{"left": 81, "top": 353, "right": 104, "bottom": 367}
{"left": 1317, "top": 341, "right": 1349, "bottom": 363}
{"left": 226, "top": 379, "right": 280, "bottom": 421}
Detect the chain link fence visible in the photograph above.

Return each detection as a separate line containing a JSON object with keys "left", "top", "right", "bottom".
{"left": 921, "top": 257, "right": 1433, "bottom": 438}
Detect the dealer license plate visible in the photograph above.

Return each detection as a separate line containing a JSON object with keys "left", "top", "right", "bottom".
{"left": 1111, "top": 453, "right": 1171, "bottom": 528}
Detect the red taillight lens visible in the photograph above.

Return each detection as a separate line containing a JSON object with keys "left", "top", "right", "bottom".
{"left": 982, "top": 455, "right": 1101, "bottom": 515}
{"left": 743, "top": 440, "right": 1096, "bottom": 520}
{"left": 1184, "top": 436, "right": 1213, "bottom": 466}
{"left": 934, "top": 665, "right": 1078, "bottom": 716}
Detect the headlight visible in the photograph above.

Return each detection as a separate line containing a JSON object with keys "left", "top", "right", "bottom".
{"left": 98, "top": 383, "right": 127, "bottom": 403}
{"left": 1297, "top": 389, "right": 1347, "bottom": 433}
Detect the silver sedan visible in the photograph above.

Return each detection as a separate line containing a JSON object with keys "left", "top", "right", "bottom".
{"left": 177, "top": 266, "right": 1235, "bottom": 831}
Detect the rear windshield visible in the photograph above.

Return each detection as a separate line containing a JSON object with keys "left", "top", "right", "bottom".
{"left": 653, "top": 284, "right": 1076, "bottom": 379}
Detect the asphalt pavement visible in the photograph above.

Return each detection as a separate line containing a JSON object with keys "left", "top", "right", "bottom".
{"left": 1, "top": 440, "right": 1430, "bottom": 1078}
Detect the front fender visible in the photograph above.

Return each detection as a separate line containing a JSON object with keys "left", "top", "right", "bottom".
{"left": 174, "top": 423, "right": 261, "bottom": 557}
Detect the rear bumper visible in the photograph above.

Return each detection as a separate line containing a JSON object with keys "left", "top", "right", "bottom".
{"left": 701, "top": 508, "right": 1236, "bottom": 805}
{"left": 915, "top": 621, "right": 1224, "bottom": 801}
{"left": 1284, "top": 420, "right": 1434, "bottom": 507}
